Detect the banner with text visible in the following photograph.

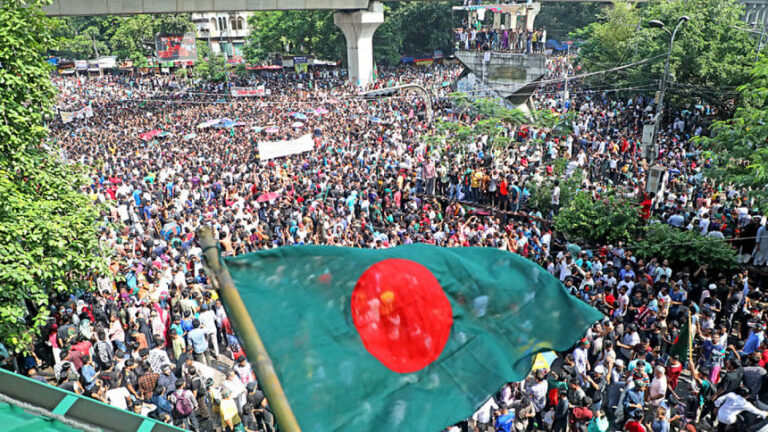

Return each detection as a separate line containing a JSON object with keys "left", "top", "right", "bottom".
{"left": 60, "top": 105, "right": 94, "bottom": 124}
{"left": 258, "top": 134, "right": 314, "bottom": 162}
{"left": 232, "top": 86, "right": 268, "bottom": 97}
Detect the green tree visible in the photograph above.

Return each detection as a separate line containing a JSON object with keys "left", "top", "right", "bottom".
{"left": 635, "top": 224, "right": 737, "bottom": 272}
{"left": 195, "top": 53, "right": 228, "bottom": 82}
{"left": 245, "top": 11, "right": 345, "bottom": 64}
{"left": 698, "top": 58, "right": 768, "bottom": 212}
{"left": 50, "top": 16, "right": 120, "bottom": 59}
{"left": 244, "top": 2, "right": 458, "bottom": 67}
{"left": 536, "top": 2, "right": 604, "bottom": 42}
{"left": 0, "top": 0, "right": 105, "bottom": 352}
{"left": 109, "top": 14, "right": 194, "bottom": 64}
{"left": 574, "top": 0, "right": 755, "bottom": 110}
{"left": 554, "top": 191, "right": 642, "bottom": 245}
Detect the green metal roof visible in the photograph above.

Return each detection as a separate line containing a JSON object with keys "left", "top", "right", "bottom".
{"left": 0, "top": 368, "right": 185, "bottom": 432}
{"left": 0, "top": 401, "right": 80, "bottom": 432}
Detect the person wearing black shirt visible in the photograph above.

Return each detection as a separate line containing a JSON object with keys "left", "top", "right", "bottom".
{"left": 714, "top": 354, "right": 745, "bottom": 400}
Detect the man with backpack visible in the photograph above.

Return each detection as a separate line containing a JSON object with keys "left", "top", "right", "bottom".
{"left": 171, "top": 379, "right": 199, "bottom": 431}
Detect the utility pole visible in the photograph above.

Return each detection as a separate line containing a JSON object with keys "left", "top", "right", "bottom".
{"left": 647, "top": 16, "right": 689, "bottom": 163}
{"left": 756, "top": 24, "right": 766, "bottom": 65}
{"left": 562, "top": 42, "right": 570, "bottom": 112}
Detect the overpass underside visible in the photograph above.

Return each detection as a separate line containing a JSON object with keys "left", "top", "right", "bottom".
{"left": 42, "top": 0, "right": 370, "bottom": 16}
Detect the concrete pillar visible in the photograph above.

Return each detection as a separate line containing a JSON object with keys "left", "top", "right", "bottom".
{"left": 334, "top": 1, "right": 384, "bottom": 87}
{"left": 493, "top": 11, "right": 501, "bottom": 29}
{"left": 525, "top": 2, "right": 541, "bottom": 32}
{"left": 504, "top": 13, "right": 512, "bottom": 30}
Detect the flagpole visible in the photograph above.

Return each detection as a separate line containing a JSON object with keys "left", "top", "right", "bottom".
{"left": 197, "top": 225, "right": 303, "bottom": 432}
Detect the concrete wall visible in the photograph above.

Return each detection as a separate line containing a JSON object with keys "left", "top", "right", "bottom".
{"left": 43, "top": 0, "right": 370, "bottom": 16}
{"left": 455, "top": 51, "right": 546, "bottom": 104}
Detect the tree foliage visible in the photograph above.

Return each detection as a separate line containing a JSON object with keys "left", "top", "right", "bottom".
{"left": 698, "top": 58, "right": 768, "bottom": 212}
{"left": 536, "top": 2, "right": 603, "bottom": 42}
{"left": 244, "top": 2, "right": 457, "bottom": 66}
{"left": 0, "top": 0, "right": 105, "bottom": 352}
{"left": 245, "top": 10, "right": 345, "bottom": 64}
{"left": 195, "top": 53, "right": 228, "bottom": 82}
{"left": 554, "top": 191, "right": 643, "bottom": 245}
{"left": 573, "top": 0, "right": 755, "bottom": 110}
{"left": 635, "top": 224, "right": 737, "bottom": 273}
{"left": 50, "top": 14, "right": 194, "bottom": 62}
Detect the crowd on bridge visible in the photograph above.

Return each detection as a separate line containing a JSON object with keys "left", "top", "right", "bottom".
{"left": 0, "top": 54, "right": 767, "bottom": 432}
{"left": 454, "top": 26, "right": 549, "bottom": 54}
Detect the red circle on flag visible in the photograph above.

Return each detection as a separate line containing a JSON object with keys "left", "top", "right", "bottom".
{"left": 350, "top": 259, "right": 453, "bottom": 373}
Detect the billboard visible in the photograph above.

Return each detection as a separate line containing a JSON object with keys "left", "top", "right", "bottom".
{"left": 155, "top": 33, "right": 197, "bottom": 62}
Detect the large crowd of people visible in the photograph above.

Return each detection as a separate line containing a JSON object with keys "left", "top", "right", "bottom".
{"left": 0, "top": 54, "right": 767, "bottom": 432}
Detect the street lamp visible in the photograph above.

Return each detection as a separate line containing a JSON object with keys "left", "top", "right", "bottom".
{"left": 645, "top": 16, "right": 689, "bottom": 162}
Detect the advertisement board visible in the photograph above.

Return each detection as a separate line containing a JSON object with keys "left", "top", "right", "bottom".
{"left": 155, "top": 33, "right": 197, "bottom": 62}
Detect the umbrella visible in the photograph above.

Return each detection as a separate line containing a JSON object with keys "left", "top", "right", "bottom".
{"left": 139, "top": 129, "right": 161, "bottom": 140}
{"left": 182, "top": 133, "right": 197, "bottom": 140}
{"left": 215, "top": 118, "right": 237, "bottom": 128}
{"left": 257, "top": 192, "right": 281, "bottom": 202}
{"left": 531, "top": 351, "right": 558, "bottom": 371}
{"left": 197, "top": 119, "right": 219, "bottom": 129}
{"left": 369, "top": 116, "right": 383, "bottom": 123}
{"left": 291, "top": 122, "right": 304, "bottom": 128}
{"left": 265, "top": 127, "right": 279, "bottom": 134}
{"left": 252, "top": 126, "right": 264, "bottom": 133}
{"left": 157, "top": 131, "right": 173, "bottom": 138}
{"left": 291, "top": 112, "right": 308, "bottom": 120}
{"left": 314, "top": 107, "right": 329, "bottom": 115}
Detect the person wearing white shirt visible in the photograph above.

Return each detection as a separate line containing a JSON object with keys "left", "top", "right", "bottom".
{"left": 472, "top": 397, "right": 499, "bottom": 429}
{"left": 714, "top": 391, "right": 768, "bottom": 425}
{"left": 573, "top": 339, "right": 590, "bottom": 376}
{"left": 196, "top": 302, "right": 218, "bottom": 355}
{"left": 649, "top": 366, "right": 667, "bottom": 407}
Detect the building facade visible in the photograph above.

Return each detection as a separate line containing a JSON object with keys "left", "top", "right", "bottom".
{"left": 192, "top": 12, "right": 253, "bottom": 61}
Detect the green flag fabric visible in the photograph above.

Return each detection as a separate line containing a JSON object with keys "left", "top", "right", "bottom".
{"left": 225, "top": 244, "right": 602, "bottom": 432}
{"left": 670, "top": 312, "right": 692, "bottom": 361}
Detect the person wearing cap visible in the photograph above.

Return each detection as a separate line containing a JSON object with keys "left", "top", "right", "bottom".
{"left": 233, "top": 355, "right": 255, "bottom": 386}
{"left": 584, "top": 365, "right": 607, "bottom": 415}
{"left": 740, "top": 321, "right": 765, "bottom": 356}
{"left": 158, "top": 363, "right": 177, "bottom": 395}
{"left": 574, "top": 339, "right": 590, "bottom": 378}
{"left": 623, "top": 380, "right": 646, "bottom": 420}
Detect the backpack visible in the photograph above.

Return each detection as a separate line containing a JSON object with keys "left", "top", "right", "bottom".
{"left": 173, "top": 390, "right": 194, "bottom": 417}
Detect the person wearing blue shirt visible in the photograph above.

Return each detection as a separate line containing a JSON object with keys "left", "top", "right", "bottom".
{"left": 741, "top": 325, "right": 765, "bottom": 356}
{"left": 494, "top": 408, "right": 514, "bottom": 432}
{"left": 131, "top": 187, "right": 141, "bottom": 204}
{"left": 81, "top": 355, "right": 97, "bottom": 390}
{"left": 623, "top": 380, "right": 646, "bottom": 418}
{"left": 187, "top": 319, "right": 210, "bottom": 365}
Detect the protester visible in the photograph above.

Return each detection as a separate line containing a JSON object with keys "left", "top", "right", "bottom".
{"left": 1, "top": 52, "right": 766, "bottom": 432}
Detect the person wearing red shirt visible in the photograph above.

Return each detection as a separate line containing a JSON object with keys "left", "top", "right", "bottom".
{"left": 624, "top": 411, "right": 646, "bottom": 432}
{"left": 499, "top": 178, "right": 508, "bottom": 211}
{"left": 641, "top": 192, "right": 654, "bottom": 221}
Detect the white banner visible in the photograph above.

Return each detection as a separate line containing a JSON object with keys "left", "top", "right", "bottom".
{"left": 60, "top": 105, "right": 94, "bottom": 124}
{"left": 258, "top": 134, "right": 314, "bottom": 162}
{"left": 232, "top": 85, "right": 266, "bottom": 97}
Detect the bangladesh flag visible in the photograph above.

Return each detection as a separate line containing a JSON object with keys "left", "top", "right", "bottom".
{"left": 670, "top": 312, "right": 692, "bottom": 361}
{"left": 225, "top": 244, "right": 602, "bottom": 431}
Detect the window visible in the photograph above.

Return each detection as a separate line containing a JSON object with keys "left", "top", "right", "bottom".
{"left": 229, "top": 17, "right": 244, "bottom": 31}
{"left": 218, "top": 17, "right": 227, "bottom": 31}
{"left": 210, "top": 18, "right": 217, "bottom": 31}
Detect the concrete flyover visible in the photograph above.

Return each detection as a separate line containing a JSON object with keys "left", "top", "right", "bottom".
{"left": 42, "top": 0, "right": 371, "bottom": 15}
